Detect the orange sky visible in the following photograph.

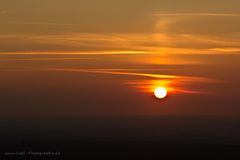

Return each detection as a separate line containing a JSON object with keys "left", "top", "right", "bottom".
{"left": 0, "top": 0, "right": 240, "bottom": 54}
{"left": 0, "top": 0, "right": 240, "bottom": 117}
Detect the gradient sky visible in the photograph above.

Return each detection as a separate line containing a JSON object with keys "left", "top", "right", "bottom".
{"left": 0, "top": 0, "right": 240, "bottom": 117}
{"left": 1, "top": 0, "right": 240, "bottom": 53}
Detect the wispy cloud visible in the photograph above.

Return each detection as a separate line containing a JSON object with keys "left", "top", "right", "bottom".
{"left": 0, "top": 57, "right": 91, "bottom": 61}
{"left": 0, "top": 33, "right": 239, "bottom": 54}
{"left": 43, "top": 67, "right": 216, "bottom": 95}
{"left": 153, "top": 12, "right": 240, "bottom": 40}
{"left": 0, "top": 10, "right": 240, "bottom": 54}
{"left": 152, "top": 13, "right": 240, "bottom": 17}
{"left": 7, "top": 21, "right": 74, "bottom": 26}
{"left": 49, "top": 68, "right": 179, "bottom": 79}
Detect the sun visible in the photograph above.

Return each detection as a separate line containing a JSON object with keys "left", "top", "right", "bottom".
{"left": 154, "top": 87, "right": 168, "bottom": 99}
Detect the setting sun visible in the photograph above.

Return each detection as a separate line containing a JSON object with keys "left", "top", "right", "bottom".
{"left": 154, "top": 87, "right": 168, "bottom": 99}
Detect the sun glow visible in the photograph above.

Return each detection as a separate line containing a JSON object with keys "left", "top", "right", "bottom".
{"left": 154, "top": 87, "right": 168, "bottom": 99}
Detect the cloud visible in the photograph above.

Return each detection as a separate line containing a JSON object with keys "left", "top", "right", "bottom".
{"left": 152, "top": 13, "right": 240, "bottom": 17}
{"left": 153, "top": 12, "right": 240, "bottom": 35}
{"left": 40, "top": 67, "right": 216, "bottom": 95}
{"left": 0, "top": 57, "right": 91, "bottom": 61}
{"left": 7, "top": 21, "right": 74, "bottom": 26}
{"left": 0, "top": 33, "right": 240, "bottom": 54}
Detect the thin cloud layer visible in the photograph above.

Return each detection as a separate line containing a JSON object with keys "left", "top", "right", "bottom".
{"left": 0, "top": 33, "right": 239, "bottom": 54}
{"left": 153, "top": 12, "right": 240, "bottom": 35}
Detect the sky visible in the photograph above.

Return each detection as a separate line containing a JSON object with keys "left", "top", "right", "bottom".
{"left": 1, "top": 0, "right": 240, "bottom": 53}
{"left": 0, "top": 0, "right": 240, "bottom": 117}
